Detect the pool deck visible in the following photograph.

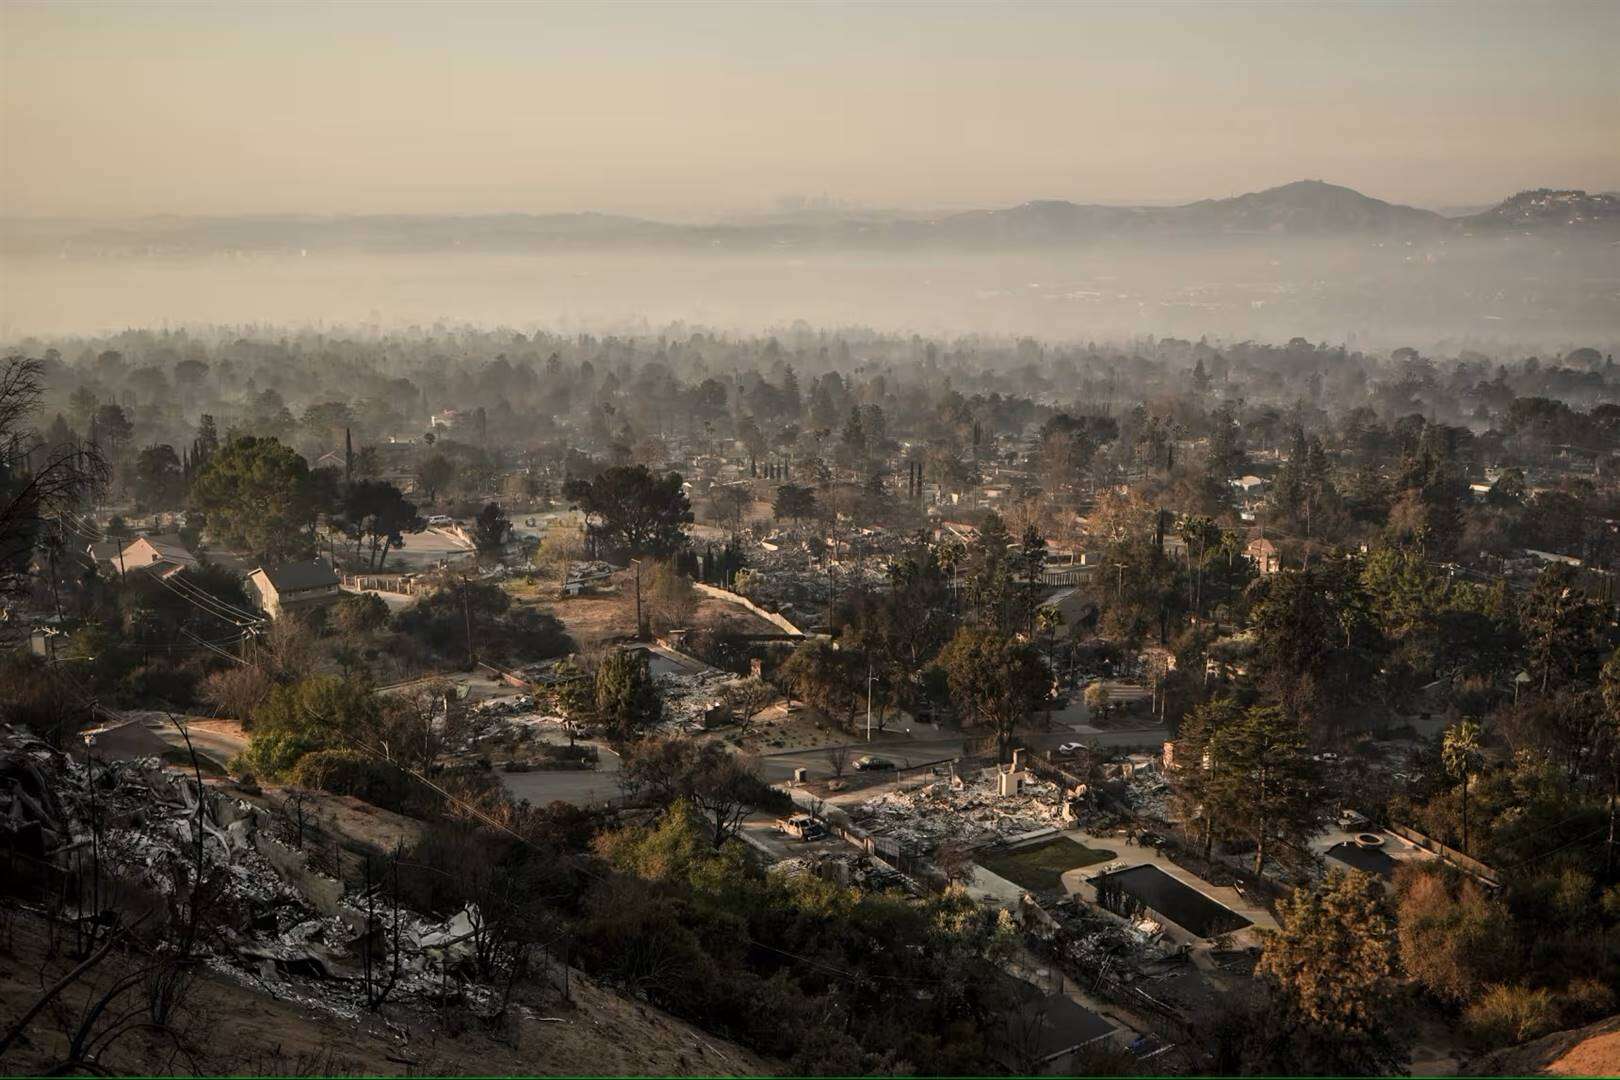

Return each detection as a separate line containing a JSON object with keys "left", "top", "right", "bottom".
{"left": 1058, "top": 828, "right": 1277, "bottom": 948}
{"left": 1309, "top": 824, "right": 1439, "bottom": 881}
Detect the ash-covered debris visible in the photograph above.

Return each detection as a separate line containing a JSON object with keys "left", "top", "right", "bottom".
{"left": 847, "top": 768, "right": 1075, "bottom": 852}
{"left": 564, "top": 560, "right": 619, "bottom": 591}
{"left": 655, "top": 669, "right": 737, "bottom": 732}
{"left": 768, "top": 848, "right": 921, "bottom": 895}
{"left": 0, "top": 723, "right": 526, "bottom": 1022}
{"left": 1042, "top": 897, "right": 1183, "bottom": 971}
{"left": 1111, "top": 761, "right": 1171, "bottom": 819}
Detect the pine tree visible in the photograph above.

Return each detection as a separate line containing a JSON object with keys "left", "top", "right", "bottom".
{"left": 595, "top": 648, "right": 663, "bottom": 743}
{"left": 1208, "top": 705, "right": 1323, "bottom": 876}
{"left": 1255, "top": 870, "right": 1405, "bottom": 1074}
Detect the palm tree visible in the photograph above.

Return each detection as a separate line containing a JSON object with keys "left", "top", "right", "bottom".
{"left": 1442, "top": 719, "right": 1485, "bottom": 854}
{"left": 1035, "top": 604, "right": 1064, "bottom": 659}
{"left": 1035, "top": 605, "right": 1064, "bottom": 726}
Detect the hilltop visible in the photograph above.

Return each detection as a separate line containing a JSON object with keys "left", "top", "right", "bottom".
{"left": 1463, "top": 188, "right": 1620, "bottom": 228}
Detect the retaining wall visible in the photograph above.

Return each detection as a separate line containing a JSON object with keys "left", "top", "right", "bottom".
{"left": 692, "top": 582, "right": 803, "bottom": 636}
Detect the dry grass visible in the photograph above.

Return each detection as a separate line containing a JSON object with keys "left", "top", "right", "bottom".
{"left": 504, "top": 570, "right": 780, "bottom": 651}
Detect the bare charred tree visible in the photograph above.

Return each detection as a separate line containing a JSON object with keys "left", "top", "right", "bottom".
{"left": 360, "top": 844, "right": 405, "bottom": 1011}
{"left": 826, "top": 742, "right": 852, "bottom": 779}
{"left": 0, "top": 357, "right": 106, "bottom": 605}
{"left": 934, "top": 841, "right": 976, "bottom": 886}
{"left": 689, "top": 751, "right": 761, "bottom": 848}
{"left": 722, "top": 676, "right": 775, "bottom": 739}
{"left": 1, "top": 724, "right": 214, "bottom": 1073}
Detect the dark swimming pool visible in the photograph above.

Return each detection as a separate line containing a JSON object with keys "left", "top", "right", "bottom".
{"left": 1095, "top": 864, "right": 1251, "bottom": 938}
{"left": 1325, "top": 841, "right": 1400, "bottom": 880}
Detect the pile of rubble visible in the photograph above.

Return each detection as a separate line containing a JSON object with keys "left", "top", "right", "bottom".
{"left": 735, "top": 546, "right": 888, "bottom": 629}
{"left": 1115, "top": 766, "right": 1171, "bottom": 820}
{"left": 0, "top": 725, "right": 511, "bottom": 1022}
{"left": 564, "top": 560, "right": 618, "bottom": 592}
{"left": 1045, "top": 898, "right": 1181, "bottom": 966}
{"left": 655, "top": 670, "right": 736, "bottom": 732}
{"left": 848, "top": 769, "right": 1071, "bottom": 852}
{"left": 770, "top": 848, "right": 920, "bottom": 895}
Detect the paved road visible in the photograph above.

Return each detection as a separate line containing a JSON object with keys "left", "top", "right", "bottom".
{"left": 82, "top": 713, "right": 248, "bottom": 770}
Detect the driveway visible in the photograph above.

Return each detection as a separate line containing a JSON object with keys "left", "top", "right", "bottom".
{"left": 82, "top": 712, "right": 247, "bottom": 770}
{"left": 738, "top": 811, "right": 844, "bottom": 863}
{"left": 341, "top": 585, "right": 419, "bottom": 613}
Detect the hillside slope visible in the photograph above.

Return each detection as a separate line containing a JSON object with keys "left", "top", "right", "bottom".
{"left": 1463, "top": 1013, "right": 1620, "bottom": 1077}
{"left": 0, "top": 908, "right": 776, "bottom": 1076}
{"left": 1464, "top": 188, "right": 1620, "bottom": 229}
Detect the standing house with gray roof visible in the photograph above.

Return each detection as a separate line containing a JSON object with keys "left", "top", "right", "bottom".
{"left": 245, "top": 560, "right": 341, "bottom": 620}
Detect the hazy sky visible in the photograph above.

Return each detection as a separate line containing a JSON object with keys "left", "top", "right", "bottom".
{"left": 3, "top": 0, "right": 1616, "bottom": 219}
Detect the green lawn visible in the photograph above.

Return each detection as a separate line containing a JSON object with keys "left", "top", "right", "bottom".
{"left": 976, "top": 837, "right": 1116, "bottom": 894}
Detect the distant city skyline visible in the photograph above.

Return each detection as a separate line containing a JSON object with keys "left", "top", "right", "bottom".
{"left": 3, "top": 0, "right": 1616, "bottom": 220}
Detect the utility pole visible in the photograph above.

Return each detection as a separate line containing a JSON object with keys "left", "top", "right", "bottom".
{"left": 46, "top": 520, "right": 62, "bottom": 623}
{"left": 866, "top": 662, "right": 874, "bottom": 742}
{"left": 632, "top": 558, "right": 645, "bottom": 640}
{"left": 461, "top": 576, "right": 475, "bottom": 666}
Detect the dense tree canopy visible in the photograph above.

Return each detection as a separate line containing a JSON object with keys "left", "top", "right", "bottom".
{"left": 564, "top": 464, "right": 692, "bottom": 558}
{"left": 189, "top": 435, "right": 317, "bottom": 561}
{"left": 335, "top": 479, "right": 424, "bottom": 570}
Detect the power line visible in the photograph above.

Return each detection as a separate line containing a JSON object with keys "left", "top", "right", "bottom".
{"left": 177, "top": 625, "right": 251, "bottom": 666}
{"left": 152, "top": 572, "right": 256, "bottom": 626}
{"left": 1509, "top": 825, "right": 1609, "bottom": 870}
{"left": 151, "top": 571, "right": 263, "bottom": 629}
{"left": 165, "top": 572, "right": 263, "bottom": 624}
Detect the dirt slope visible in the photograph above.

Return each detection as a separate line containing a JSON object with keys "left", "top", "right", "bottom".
{"left": 1463, "top": 1013, "right": 1620, "bottom": 1077}
{"left": 0, "top": 909, "right": 776, "bottom": 1076}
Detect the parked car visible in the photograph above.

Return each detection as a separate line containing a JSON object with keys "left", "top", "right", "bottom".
{"left": 853, "top": 755, "right": 895, "bottom": 771}
{"left": 1056, "top": 741, "right": 1085, "bottom": 756}
{"left": 777, "top": 814, "right": 827, "bottom": 841}
{"left": 428, "top": 514, "right": 453, "bottom": 526}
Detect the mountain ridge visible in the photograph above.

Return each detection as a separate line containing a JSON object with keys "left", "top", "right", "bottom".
{"left": 4, "top": 181, "right": 1614, "bottom": 256}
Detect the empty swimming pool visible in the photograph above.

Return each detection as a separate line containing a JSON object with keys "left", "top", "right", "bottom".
{"left": 1094, "top": 864, "right": 1251, "bottom": 938}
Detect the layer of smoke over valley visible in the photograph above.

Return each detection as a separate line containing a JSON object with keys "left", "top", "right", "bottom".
{"left": 5, "top": 233, "right": 1616, "bottom": 354}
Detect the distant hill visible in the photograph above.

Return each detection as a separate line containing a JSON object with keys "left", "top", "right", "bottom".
{"left": 1463, "top": 188, "right": 1620, "bottom": 229}
{"left": 911, "top": 181, "right": 1444, "bottom": 247}
{"left": 1165, "top": 179, "right": 1445, "bottom": 234}
{"left": 4, "top": 180, "right": 1613, "bottom": 257}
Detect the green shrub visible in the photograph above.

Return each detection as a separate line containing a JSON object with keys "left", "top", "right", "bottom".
{"left": 1559, "top": 977, "right": 1617, "bottom": 1026}
{"left": 288, "top": 749, "right": 413, "bottom": 812}
{"left": 332, "top": 593, "right": 390, "bottom": 635}
{"left": 238, "top": 675, "right": 380, "bottom": 778}
{"left": 1464, "top": 983, "right": 1560, "bottom": 1047}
